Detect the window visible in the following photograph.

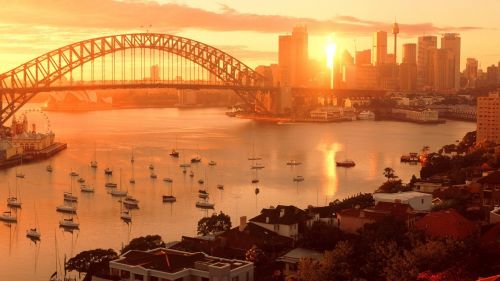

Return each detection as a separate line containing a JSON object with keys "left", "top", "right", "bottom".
{"left": 421, "top": 199, "right": 424, "bottom": 204}
{"left": 134, "top": 274, "right": 144, "bottom": 281}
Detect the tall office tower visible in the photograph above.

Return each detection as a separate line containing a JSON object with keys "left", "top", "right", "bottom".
{"left": 441, "top": 33, "right": 461, "bottom": 91}
{"left": 278, "top": 26, "right": 309, "bottom": 87}
{"left": 355, "top": 49, "right": 371, "bottom": 65}
{"left": 465, "top": 58, "right": 478, "bottom": 88}
{"left": 477, "top": 92, "right": 500, "bottom": 144}
{"left": 278, "top": 35, "right": 293, "bottom": 86}
{"left": 400, "top": 43, "right": 417, "bottom": 91}
{"left": 417, "top": 36, "right": 437, "bottom": 90}
{"left": 402, "top": 43, "right": 417, "bottom": 64}
{"left": 432, "top": 48, "right": 455, "bottom": 90}
{"left": 486, "top": 64, "right": 499, "bottom": 86}
{"left": 372, "top": 31, "right": 387, "bottom": 65}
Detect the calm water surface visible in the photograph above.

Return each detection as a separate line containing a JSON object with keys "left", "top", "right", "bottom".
{"left": 0, "top": 105, "right": 475, "bottom": 280}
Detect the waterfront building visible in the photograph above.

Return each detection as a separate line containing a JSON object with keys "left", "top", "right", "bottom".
{"left": 372, "top": 31, "right": 387, "bottom": 65}
{"left": 417, "top": 36, "right": 438, "bottom": 90}
{"left": 249, "top": 205, "right": 312, "bottom": 241}
{"left": 95, "top": 248, "right": 254, "bottom": 281}
{"left": 0, "top": 139, "right": 21, "bottom": 160}
{"left": 477, "top": 92, "right": 500, "bottom": 144}
{"left": 391, "top": 108, "right": 440, "bottom": 123}
{"left": 373, "top": 191, "right": 433, "bottom": 211}
{"left": 465, "top": 58, "right": 478, "bottom": 88}
{"left": 278, "top": 26, "right": 308, "bottom": 87}
{"left": 10, "top": 115, "right": 55, "bottom": 152}
{"left": 441, "top": 33, "right": 461, "bottom": 91}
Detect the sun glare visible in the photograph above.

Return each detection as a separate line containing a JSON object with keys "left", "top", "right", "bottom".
{"left": 326, "top": 38, "right": 337, "bottom": 70}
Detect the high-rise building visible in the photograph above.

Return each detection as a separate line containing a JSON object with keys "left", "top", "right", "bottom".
{"left": 432, "top": 48, "right": 455, "bottom": 91}
{"left": 278, "top": 26, "right": 309, "bottom": 87}
{"left": 486, "top": 64, "right": 499, "bottom": 86}
{"left": 403, "top": 44, "right": 417, "bottom": 64}
{"left": 400, "top": 43, "right": 417, "bottom": 91}
{"left": 465, "top": 58, "right": 478, "bottom": 88}
{"left": 477, "top": 92, "right": 500, "bottom": 144}
{"left": 355, "top": 50, "right": 371, "bottom": 65}
{"left": 441, "top": 33, "right": 461, "bottom": 91}
{"left": 417, "top": 36, "right": 437, "bottom": 90}
{"left": 372, "top": 31, "right": 387, "bottom": 65}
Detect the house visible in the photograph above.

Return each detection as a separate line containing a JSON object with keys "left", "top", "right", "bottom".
{"left": 306, "top": 205, "right": 338, "bottom": 227}
{"left": 477, "top": 171, "right": 500, "bottom": 208}
{"left": 337, "top": 202, "right": 415, "bottom": 234}
{"left": 276, "top": 248, "right": 323, "bottom": 276}
{"left": 413, "top": 180, "right": 445, "bottom": 194}
{"left": 93, "top": 248, "right": 254, "bottom": 281}
{"left": 249, "top": 205, "right": 312, "bottom": 241}
{"left": 414, "top": 209, "right": 479, "bottom": 240}
{"left": 373, "top": 191, "right": 432, "bottom": 212}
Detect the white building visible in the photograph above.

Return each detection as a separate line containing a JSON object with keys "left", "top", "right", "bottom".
{"left": 249, "top": 205, "right": 310, "bottom": 241}
{"left": 93, "top": 248, "right": 254, "bottom": 281}
{"left": 373, "top": 191, "right": 432, "bottom": 212}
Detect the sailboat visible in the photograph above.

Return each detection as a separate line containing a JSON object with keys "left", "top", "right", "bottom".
{"left": 248, "top": 141, "right": 262, "bottom": 161}
{"left": 123, "top": 195, "right": 139, "bottom": 208}
{"left": 129, "top": 148, "right": 135, "bottom": 184}
{"left": 162, "top": 179, "right": 176, "bottom": 203}
{"left": 120, "top": 199, "right": 132, "bottom": 222}
{"left": 80, "top": 183, "right": 94, "bottom": 193}
{"left": 170, "top": 138, "right": 180, "bottom": 158}
{"left": 47, "top": 162, "right": 53, "bottom": 172}
{"left": 217, "top": 174, "right": 224, "bottom": 190}
{"left": 50, "top": 232, "right": 77, "bottom": 281}
{"left": 191, "top": 146, "right": 202, "bottom": 163}
{"left": 110, "top": 169, "right": 128, "bottom": 197}
{"left": 26, "top": 204, "right": 41, "bottom": 240}
{"left": 286, "top": 160, "right": 302, "bottom": 166}
{"left": 59, "top": 216, "right": 79, "bottom": 229}
{"left": 336, "top": 143, "right": 356, "bottom": 167}
{"left": 0, "top": 210, "right": 17, "bottom": 222}
{"left": 56, "top": 201, "right": 77, "bottom": 213}
{"left": 90, "top": 142, "right": 98, "bottom": 168}
{"left": 7, "top": 180, "right": 22, "bottom": 208}
{"left": 208, "top": 160, "right": 217, "bottom": 166}
{"left": 16, "top": 154, "right": 25, "bottom": 178}
{"left": 293, "top": 175, "right": 305, "bottom": 182}
{"left": 64, "top": 172, "right": 78, "bottom": 202}
{"left": 196, "top": 171, "right": 214, "bottom": 209}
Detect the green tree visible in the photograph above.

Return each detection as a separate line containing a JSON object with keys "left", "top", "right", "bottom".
{"left": 66, "top": 248, "right": 118, "bottom": 281}
{"left": 121, "top": 235, "right": 166, "bottom": 254}
{"left": 197, "top": 211, "right": 232, "bottom": 236}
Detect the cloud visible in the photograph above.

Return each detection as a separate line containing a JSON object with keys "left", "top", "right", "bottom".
{"left": 0, "top": 0, "right": 484, "bottom": 36}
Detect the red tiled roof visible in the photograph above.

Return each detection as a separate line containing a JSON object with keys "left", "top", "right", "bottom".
{"left": 415, "top": 209, "right": 479, "bottom": 239}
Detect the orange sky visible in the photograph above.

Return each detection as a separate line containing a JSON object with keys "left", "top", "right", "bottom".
{"left": 0, "top": 0, "right": 499, "bottom": 73}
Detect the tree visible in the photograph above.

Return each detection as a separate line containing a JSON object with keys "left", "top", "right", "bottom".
{"left": 121, "top": 235, "right": 166, "bottom": 254}
{"left": 66, "top": 248, "right": 118, "bottom": 281}
{"left": 383, "top": 167, "right": 397, "bottom": 181}
{"left": 300, "top": 221, "right": 346, "bottom": 251}
{"left": 197, "top": 212, "right": 232, "bottom": 236}
{"left": 297, "top": 241, "right": 354, "bottom": 281}
{"left": 245, "top": 245, "right": 267, "bottom": 266}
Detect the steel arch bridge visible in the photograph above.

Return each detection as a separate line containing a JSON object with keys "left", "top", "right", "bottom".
{"left": 0, "top": 33, "right": 273, "bottom": 126}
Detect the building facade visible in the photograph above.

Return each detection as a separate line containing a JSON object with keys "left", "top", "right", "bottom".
{"left": 417, "top": 36, "right": 438, "bottom": 90}
{"left": 477, "top": 92, "right": 500, "bottom": 144}
{"left": 441, "top": 33, "right": 461, "bottom": 91}
{"left": 372, "top": 31, "right": 387, "bottom": 66}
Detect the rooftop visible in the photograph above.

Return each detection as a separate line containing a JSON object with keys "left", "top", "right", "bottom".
{"left": 113, "top": 248, "right": 251, "bottom": 273}
{"left": 276, "top": 248, "right": 323, "bottom": 264}
{"left": 414, "top": 209, "right": 478, "bottom": 239}
{"left": 250, "top": 205, "right": 310, "bottom": 225}
{"left": 374, "top": 191, "right": 431, "bottom": 201}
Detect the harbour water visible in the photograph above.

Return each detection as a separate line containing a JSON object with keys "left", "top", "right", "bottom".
{"left": 0, "top": 105, "right": 475, "bottom": 281}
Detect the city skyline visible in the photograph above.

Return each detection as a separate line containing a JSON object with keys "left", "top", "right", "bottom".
{"left": 0, "top": 0, "right": 500, "bottom": 73}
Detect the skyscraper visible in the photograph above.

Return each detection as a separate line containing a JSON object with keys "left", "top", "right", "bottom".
{"left": 400, "top": 43, "right": 417, "bottom": 91}
{"left": 372, "top": 31, "right": 387, "bottom": 65}
{"left": 465, "top": 58, "right": 478, "bottom": 88}
{"left": 441, "top": 33, "right": 461, "bottom": 91}
{"left": 432, "top": 48, "right": 455, "bottom": 90}
{"left": 477, "top": 92, "right": 500, "bottom": 144}
{"left": 355, "top": 50, "right": 371, "bottom": 65}
{"left": 417, "top": 36, "right": 438, "bottom": 90}
{"left": 278, "top": 26, "right": 309, "bottom": 87}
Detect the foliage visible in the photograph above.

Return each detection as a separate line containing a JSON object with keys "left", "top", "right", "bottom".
{"left": 197, "top": 211, "right": 232, "bottom": 236}
{"left": 245, "top": 245, "right": 267, "bottom": 266}
{"left": 383, "top": 167, "right": 398, "bottom": 181}
{"left": 297, "top": 241, "right": 354, "bottom": 281}
{"left": 376, "top": 179, "right": 411, "bottom": 193}
{"left": 66, "top": 248, "right": 118, "bottom": 281}
{"left": 329, "top": 193, "right": 374, "bottom": 211}
{"left": 121, "top": 235, "right": 166, "bottom": 254}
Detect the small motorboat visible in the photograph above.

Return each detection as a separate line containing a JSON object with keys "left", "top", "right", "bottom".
{"left": 251, "top": 179, "right": 260, "bottom": 184}
{"left": 191, "top": 157, "right": 202, "bottom": 163}
{"left": 59, "top": 217, "right": 79, "bottom": 229}
{"left": 129, "top": 178, "right": 136, "bottom": 184}
{"left": 217, "top": 184, "right": 224, "bottom": 190}
{"left": 196, "top": 201, "right": 215, "bottom": 209}
{"left": 170, "top": 150, "right": 180, "bottom": 158}
{"left": 150, "top": 172, "right": 158, "bottom": 179}
{"left": 336, "top": 160, "right": 356, "bottom": 167}
{"left": 162, "top": 195, "right": 177, "bottom": 203}
{"left": 0, "top": 211, "right": 17, "bottom": 222}
{"left": 105, "top": 182, "right": 118, "bottom": 188}
{"left": 80, "top": 184, "right": 95, "bottom": 193}
{"left": 26, "top": 228, "right": 41, "bottom": 240}
{"left": 293, "top": 175, "right": 305, "bottom": 182}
